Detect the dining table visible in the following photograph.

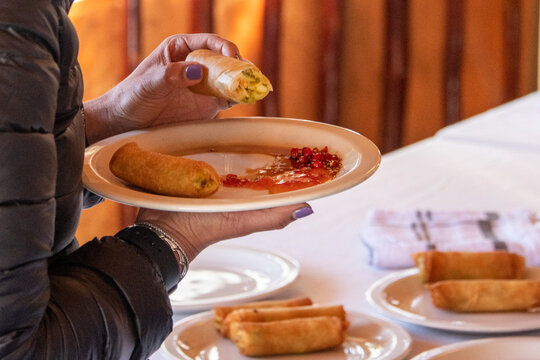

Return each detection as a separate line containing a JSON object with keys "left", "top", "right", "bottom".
{"left": 151, "top": 91, "right": 540, "bottom": 359}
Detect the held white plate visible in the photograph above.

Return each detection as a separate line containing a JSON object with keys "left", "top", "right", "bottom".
{"left": 366, "top": 267, "right": 540, "bottom": 333}
{"left": 411, "top": 337, "right": 540, "bottom": 360}
{"left": 160, "top": 310, "right": 412, "bottom": 360}
{"left": 83, "top": 117, "right": 380, "bottom": 211}
{"left": 169, "top": 245, "right": 300, "bottom": 312}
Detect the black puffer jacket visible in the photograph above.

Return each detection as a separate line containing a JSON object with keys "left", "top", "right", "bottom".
{"left": 0, "top": 1, "right": 177, "bottom": 359}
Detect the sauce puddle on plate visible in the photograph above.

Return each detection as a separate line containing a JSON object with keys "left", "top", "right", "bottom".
{"left": 220, "top": 146, "right": 342, "bottom": 194}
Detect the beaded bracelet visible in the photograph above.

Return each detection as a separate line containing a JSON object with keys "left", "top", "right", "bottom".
{"left": 135, "top": 222, "right": 189, "bottom": 281}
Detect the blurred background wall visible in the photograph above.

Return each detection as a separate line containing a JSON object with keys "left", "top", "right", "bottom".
{"left": 70, "top": 0, "right": 540, "bottom": 243}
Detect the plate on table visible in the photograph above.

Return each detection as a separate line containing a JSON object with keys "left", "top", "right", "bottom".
{"left": 83, "top": 117, "right": 380, "bottom": 211}
{"left": 160, "top": 310, "right": 412, "bottom": 360}
{"left": 410, "top": 337, "right": 540, "bottom": 359}
{"left": 169, "top": 245, "right": 300, "bottom": 312}
{"left": 366, "top": 267, "right": 540, "bottom": 333}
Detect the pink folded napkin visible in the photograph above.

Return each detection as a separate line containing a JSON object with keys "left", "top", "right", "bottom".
{"left": 360, "top": 209, "right": 540, "bottom": 268}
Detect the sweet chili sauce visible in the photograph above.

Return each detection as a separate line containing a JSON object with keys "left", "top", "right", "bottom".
{"left": 221, "top": 146, "right": 342, "bottom": 194}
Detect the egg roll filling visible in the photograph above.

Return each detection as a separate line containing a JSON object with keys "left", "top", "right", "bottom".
{"left": 237, "top": 69, "right": 272, "bottom": 103}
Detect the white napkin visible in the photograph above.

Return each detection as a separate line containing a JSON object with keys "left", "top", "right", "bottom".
{"left": 360, "top": 209, "right": 540, "bottom": 268}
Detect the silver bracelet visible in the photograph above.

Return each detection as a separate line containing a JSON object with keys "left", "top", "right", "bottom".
{"left": 136, "top": 222, "right": 189, "bottom": 280}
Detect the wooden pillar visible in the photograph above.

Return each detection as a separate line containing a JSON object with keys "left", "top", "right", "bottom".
{"left": 503, "top": 0, "right": 521, "bottom": 102}
{"left": 444, "top": 0, "right": 464, "bottom": 125}
{"left": 261, "top": 0, "right": 282, "bottom": 117}
{"left": 320, "top": 0, "right": 342, "bottom": 125}
{"left": 191, "top": 0, "right": 214, "bottom": 34}
{"left": 381, "top": 0, "right": 409, "bottom": 153}
{"left": 126, "top": 0, "right": 141, "bottom": 72}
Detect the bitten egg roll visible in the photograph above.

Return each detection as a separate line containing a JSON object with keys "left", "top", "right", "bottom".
{"left": 229, "top": 316, "right": 346, "bottom": 356}
{"left": 429, "top": 279, "right": 540, "bottom": 312}
{"left": 109, "top": 142, "right": 219, "bottom": 197}
{"left": 186, "top": 49, "right": 273, "bottom": 104}
{"left": 221, "top": 305, "right": 347, "bottom": 338}
{"left": 412, "top": 251, "right": 525, "bottom": 283}
{"left": 213, "top": 297, "right": 312, "bottom": 333}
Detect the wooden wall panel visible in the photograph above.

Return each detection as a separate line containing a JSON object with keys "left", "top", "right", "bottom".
{"left": 381, "top": 0, "right": 409, "bottom": 153}
{"left": 461, "top": 0, "right": 507, "bottom": 118}
{"left": 339, "top": 0, "right": 384, "bottom": 146}
{"left": 70, "top": 0, "right": 128, "bottom": 99}
{"left": 403, "top": 0, "right": 446, "bottom": 145}
{"left": 260, "top": 0, "right": 282, "bottom": 117}
{"left": 319, "top": 0, "right": 342, "bottom": 125}
{"left": 520, "top": 0, "right": 539, "bottom": 95}
{"left": 190, "top": 0, "right": 214, "bottom": 34}
{"left": 460, "top": 0, "right": 537, "bottom": 120}
{"left": 140, "top": 0, "right": 192, "bottom": 58}
{"left": 443, "top": 0, "right": 465, "bottom": 125}
{"left": 279, "top": 0, "right": 323, "bottom": 122}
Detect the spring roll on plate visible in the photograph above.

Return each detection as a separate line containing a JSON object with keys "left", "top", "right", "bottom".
{"left": 186, "top": 49, "right": 273, "bottom": 104}
{"left": 213, "top": 297, "right": 312, "bottom": 333}
{"left": 229, "top": 316, "right": 346, "bottom": 356}
{"left": 412, "top": 251, "right": 525, "bottom": 283}
{"left": 429, "top": 279, "right": 540, "bottom": 312}
{"left": 221, "top": 305, "right": 348, "bottom": 338}
{"left": 109, "top": 142, "right": 220, "bottom": 198}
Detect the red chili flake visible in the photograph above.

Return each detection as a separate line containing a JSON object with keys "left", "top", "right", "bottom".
{"left": 302, "top": 147, "right": 313, "bottom": 158}
{"left": 312, "top": 160, "right": 324, "bottom": 168}
{"left": 297, "top": 155, "right": 309, "bottom": 164}
{"left": 324, "top": 153, "right": 337, "bottom": 161}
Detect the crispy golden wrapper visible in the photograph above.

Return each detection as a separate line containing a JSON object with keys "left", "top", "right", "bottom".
{"left": 109, "top": 142, "right": 219, "bottom": 197}
{"left": 429, "top": 279, "right": 540, "bottom": 312}
{"left": 229, "top": 316, "right": 346, "bottom": 356}
{"left": 213, "top": 297, "right": 312, "bottom": 334}
{"left": 221, "top": 305, "right": 348, "bottom": 338}
{"left": 412, "top": 251, "right": 525, "bottom": 283}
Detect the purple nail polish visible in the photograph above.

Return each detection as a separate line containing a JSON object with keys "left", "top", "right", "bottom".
{"left": 293, "top": 207, "right": 313, "bottom": 220}
{"left": 186, "top": 64, "right": 202, "bottom": 80}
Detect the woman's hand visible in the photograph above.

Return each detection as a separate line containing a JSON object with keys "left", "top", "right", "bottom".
{"left": 136, "top": 204, "right": 314, "bottom": 262}
{"left": 85, "top": 33, "right": 240, "bottom": 144}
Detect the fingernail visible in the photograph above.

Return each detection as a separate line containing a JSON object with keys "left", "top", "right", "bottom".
{"left": 185, "top": 64, "right": 202, "bottom": 80}
{"left": 292, "top": 207, "right": 313, "bottom": 220}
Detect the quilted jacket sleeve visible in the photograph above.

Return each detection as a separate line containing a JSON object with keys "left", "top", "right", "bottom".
{"left": 0, "top": 2, "right": 175, "bottom": 359}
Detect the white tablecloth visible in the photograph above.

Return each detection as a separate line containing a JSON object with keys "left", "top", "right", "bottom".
{"left": 151, "top": 92, "right": 540, "bottom": 359}
{"left": 437, "top": 91, "right": 540, "bottom": 152}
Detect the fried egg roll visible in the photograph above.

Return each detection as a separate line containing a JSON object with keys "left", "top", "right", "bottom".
{"left": 413, "top": 251, "right": 525, "bottom": 283}
{"left": 429, "top": 279, "right": 540, "bottom": 312}
{"left": 229, "top": 316, "right": 346, "bottom": 356}
{"left": 213, "top": 297, "right": 312, "bottom": 333}
{"left": 186, "top": 49, "right": 273, "bottom": 104}
{"left": 221, "top": 305, "right": 347, "bottom": 338}
{"left": 109, "top": 142, "right": 219, "bottom": 197}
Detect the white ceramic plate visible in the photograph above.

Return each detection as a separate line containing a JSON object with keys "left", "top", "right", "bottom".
{"left": 169, "top": 245, "right": 300, "bottom": 312}
{"left": 366, "top": 267, "right": 540, "bottom": 333}
{"left": 83, "top": 117, "right": 380, "bottom": 211}
{"left": 160, "top": 310, "right": 412, "bottom": 360}
{"left": 410, "top": 337, "right": 540, "bottom": 360}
